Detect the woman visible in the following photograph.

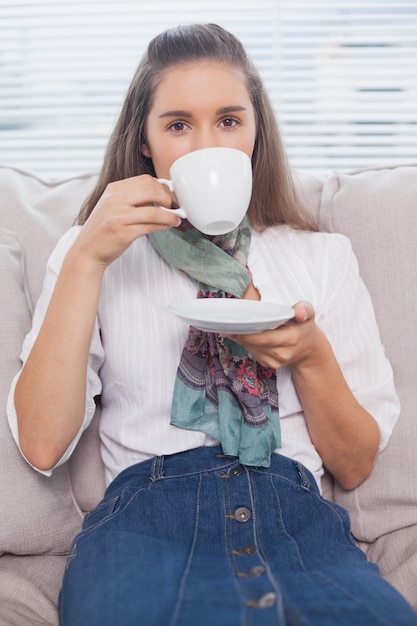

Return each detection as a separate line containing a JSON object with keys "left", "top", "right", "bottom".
{"left": 8, "top": 23, "right": 417, "bottom": 626}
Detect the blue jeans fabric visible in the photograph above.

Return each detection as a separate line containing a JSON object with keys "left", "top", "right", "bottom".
{"left": 59, "top": 446, "right": 417, "bottom": 626}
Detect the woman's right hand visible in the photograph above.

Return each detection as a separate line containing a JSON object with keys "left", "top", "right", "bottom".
{"left": 72, "top": 174, "right": 181, "bottom": 269}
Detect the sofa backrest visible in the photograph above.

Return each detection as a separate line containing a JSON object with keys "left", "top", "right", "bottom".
{"left": 0, "top": 167, "right": 105, "bottom": 541}
{"left": 317, "top": 164, "right": 417, "bottom": 533}
{"left": 0, "top": 167, "right": 104, "bottom": 557}
{"left": 317, "top": 164, "right": 417, "bottom": 604}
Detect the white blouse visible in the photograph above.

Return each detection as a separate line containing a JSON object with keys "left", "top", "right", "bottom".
{"left": 7, "top": 224, "right": 400, "bottom": 490}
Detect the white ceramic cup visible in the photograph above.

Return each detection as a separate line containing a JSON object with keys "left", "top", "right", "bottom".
{"left": 157, "top": 147, "right": 252, "bottom": 235}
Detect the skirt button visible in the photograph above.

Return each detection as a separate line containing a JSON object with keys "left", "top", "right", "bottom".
{"left": 258, "top": 592, "right": 277, "bottom": 608}
{"left": 234, "top": 507, "right": 251, "bottom": 522}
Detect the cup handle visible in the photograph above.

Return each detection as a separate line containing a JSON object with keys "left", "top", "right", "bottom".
{"left": 157, "top": 178, "right": 187, "bottom": 219}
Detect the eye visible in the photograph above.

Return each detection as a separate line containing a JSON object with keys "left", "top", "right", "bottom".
{"left": 219, "top": 117, "right": 240, "bottom": 129}
{"left": 167, "top": 121, "right": 189, "bottom": 133}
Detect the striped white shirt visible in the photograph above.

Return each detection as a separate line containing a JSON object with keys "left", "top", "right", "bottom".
{"left": 7, "top": 224, "right": 400, "bottom": 490}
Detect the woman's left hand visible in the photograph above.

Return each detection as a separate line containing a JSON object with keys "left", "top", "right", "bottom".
{"left": 226, "top": 301, "right": 326, "bottom": 371}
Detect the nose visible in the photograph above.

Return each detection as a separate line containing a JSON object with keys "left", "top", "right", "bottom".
{"left": 191, "top": 129, "right": 219, "bottom": 152}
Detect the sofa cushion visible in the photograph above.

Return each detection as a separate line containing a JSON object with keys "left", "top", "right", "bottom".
{"left": 0, "top": 166, "right": 98, "bottom": 310}
{"left": 318, "top": 163, "right": 417, "bottom": 606}
{"left": 0, "top": 229, "right": 85, "bottom": 556}
{"left": 0, "top": 553, "right": 65, "bottom": 626}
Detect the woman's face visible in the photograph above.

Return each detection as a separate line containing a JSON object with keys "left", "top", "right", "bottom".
{"left": 142, "top": 61, "right": 257, "bottom": 179}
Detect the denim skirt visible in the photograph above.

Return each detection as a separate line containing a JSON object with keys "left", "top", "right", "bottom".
{"left": 59, "top": 445, "right": 417, "bottom": 626}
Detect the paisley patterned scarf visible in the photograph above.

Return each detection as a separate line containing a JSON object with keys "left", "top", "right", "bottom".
{"left": 149, "top": 217, "right": 281, "bottom": 467}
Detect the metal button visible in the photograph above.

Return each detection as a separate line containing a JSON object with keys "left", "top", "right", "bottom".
{"left": 237, "top": 545, "right": 257, "bottom": 556}
{"left": 258, "top": 592, "right": 277, "bottom": 608}
{"left": 247, "top": 565, "right": 266, "bottom": 578}
{"left": 229, "top": 465, "right": 243, "bottom": 477}
{"left": 234, "top": 507, "right": 251, "bottom": 522}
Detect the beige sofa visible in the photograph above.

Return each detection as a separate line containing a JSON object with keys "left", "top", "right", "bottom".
{"left": 1, "top": 163, "right": 416, "bottom": 624}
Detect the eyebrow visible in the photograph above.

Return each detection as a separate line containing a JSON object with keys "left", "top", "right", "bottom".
{"left": 158, "top": 105, "right": 248, "bottom": 119}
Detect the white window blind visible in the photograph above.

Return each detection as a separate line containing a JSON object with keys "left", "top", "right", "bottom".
{"left": 0, "top": 0, "right": 416, "bottom": 178}
{"left": 277, "top": 1, "right": 417, "bottom": 172}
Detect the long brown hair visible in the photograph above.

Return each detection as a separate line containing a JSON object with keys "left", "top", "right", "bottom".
{"left": 78, "top": 24, "right": 316, "bottom": 231}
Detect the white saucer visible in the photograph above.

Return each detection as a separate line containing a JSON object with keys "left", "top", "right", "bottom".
{"left": 168, "top": 299, "right": 294, "bottom": 334}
